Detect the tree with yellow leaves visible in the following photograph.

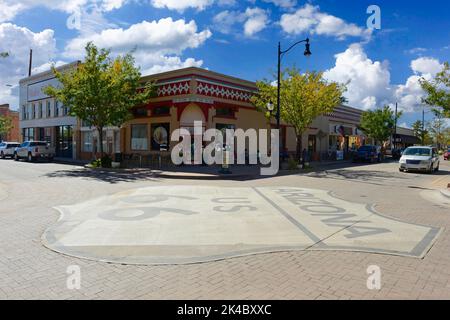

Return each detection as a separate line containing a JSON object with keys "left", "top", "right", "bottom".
{"left": 252, "top": 67, "right": 345, "bottom": 160}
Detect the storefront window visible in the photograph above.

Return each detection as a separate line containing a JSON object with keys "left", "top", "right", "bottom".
{"left": 23, "top": 128, "right": 35, "bottom": 141}
{"left": 329, "top": 135, "right": 338, "bottom": 151}
{"left": 308, "top": 135, "right": 316, "bottom": 153}
{"left": 44, "top": 128, "right": 51, "bottom": 144}
{"left": 131, "top": 124, "right": 148, "bottom": 150}
{"left": 56, "top": 126, "right": 73, "bottom": 158}
{"left": 151, "top": 123, "right": 170, "bottom": 150}
{"left": 82, "top": 131, "right": 93, "bottom": 152}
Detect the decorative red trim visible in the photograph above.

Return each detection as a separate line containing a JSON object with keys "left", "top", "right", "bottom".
{"left": 195, "top": 75, "right": 257, "bottom": 91}
{"left": 146, "top": 73, "right": 257, "bottom": 92}
{"left": 196, "top": 81, "right": 254, "bottom": 103}
{"left": 145, "top": 100, "right": 173, "bottom": 109}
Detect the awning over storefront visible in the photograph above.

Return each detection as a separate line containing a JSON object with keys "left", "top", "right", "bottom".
{"left": 394, "top": 134, "right": 421, "bottom": 145}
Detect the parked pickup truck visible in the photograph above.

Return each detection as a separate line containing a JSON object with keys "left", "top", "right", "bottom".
{"left": 14, "top": 141, "right": 55, "bottom": 162}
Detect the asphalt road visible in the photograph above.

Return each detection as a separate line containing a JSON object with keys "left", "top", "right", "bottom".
{"left": 0, "top": 157, "right": 449, "bottom": 299}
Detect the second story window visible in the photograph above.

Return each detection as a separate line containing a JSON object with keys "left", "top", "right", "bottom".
{"left": 215, "top": 107, "right": 234, "bottom": 118}
{"left": 47, "top": 101, "right": 51, "bottom": 118}
{"left": 32, "top": 104, "right": 36, "bottom": 119}
{"left": 22, "top": 105, "right": 27, "bottom": 120}
{"left": 38, "top": 102, "right": 43, "bottom": 118}
{"left": 55, "top": 101, "right": 59, "bottom": 117}
{"left": 152, "top": 106, "right": 170, "bottom": 116}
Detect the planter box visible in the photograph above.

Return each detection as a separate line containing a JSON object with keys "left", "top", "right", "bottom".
{"left": 111, "top": 162, "right": 121, "bottom": 169}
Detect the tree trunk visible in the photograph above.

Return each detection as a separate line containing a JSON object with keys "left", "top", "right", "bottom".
{"left": 296, "top": 134, "right": 303, "bottom": 162}
{"left": 98, "top": 126, "right": 104, "bottom": 158}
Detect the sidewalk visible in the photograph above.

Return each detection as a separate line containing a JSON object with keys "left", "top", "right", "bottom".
{"left": 53, "top": 157, "right": 89, "bottom": 166}
{"left": 152, "top": 159, "right": 353, "bottom": 180}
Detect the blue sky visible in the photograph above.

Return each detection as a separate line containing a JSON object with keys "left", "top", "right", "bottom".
{"left": 1, "top": 0, "right": 449, "bottom": 127}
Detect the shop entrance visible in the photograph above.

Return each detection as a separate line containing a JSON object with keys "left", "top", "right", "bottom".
{"left": 55, "top": 125, "right": 73, "bottom": 158}
{"left": 179, "top": 104, "right": 207, "bottom": 164}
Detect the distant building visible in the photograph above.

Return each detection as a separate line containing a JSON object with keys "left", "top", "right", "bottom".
{"left": 0, "top": 104, "right": 19, "bottom": 142}
{"left": 393, "top": 127, "right": 421, "bottom": 149}
{"left": 19, "top": 61, "right": 80, "bottom": 158}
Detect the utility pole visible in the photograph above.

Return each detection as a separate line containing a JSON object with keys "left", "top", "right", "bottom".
{"left": 422, "top": 107, "right": 425, "bottom": 145}
{"left": 28, "top": 49, "right": 33, "bottom": 77}
{"left": 393, "top": 102, "right": 398, "bottom": 149}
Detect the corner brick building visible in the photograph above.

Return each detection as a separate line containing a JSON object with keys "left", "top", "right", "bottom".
{"left": 0, "top": 104, "right": 19, "bottom": 142}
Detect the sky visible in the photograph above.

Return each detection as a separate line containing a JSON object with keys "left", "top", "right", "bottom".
{"left": 0, "top": 0, "right": 449, "bottom": 127}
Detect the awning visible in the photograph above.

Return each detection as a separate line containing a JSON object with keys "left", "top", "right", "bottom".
{"left": 394, "top": 134, "right": 421, "bottom": 145}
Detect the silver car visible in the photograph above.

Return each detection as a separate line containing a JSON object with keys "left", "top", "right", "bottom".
{"left": 0, "top": 142, "right": 20, "bottom": 159}
{"left": 399, "top": 146, "right": 440, "bottom": 173}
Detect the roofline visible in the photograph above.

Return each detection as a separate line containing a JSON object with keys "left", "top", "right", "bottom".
{"left": 337, "top": 104, "right": 364, "bottom": 113}
{"left": 141, "top": 67, "right": 257, "bottom": 89}
{"left": 19, "top": 61, "right": 80, "bottom": 84}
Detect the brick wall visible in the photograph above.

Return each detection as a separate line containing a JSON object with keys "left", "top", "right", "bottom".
{"left": 0, "top": 104, "right": 20, "bottom": 142}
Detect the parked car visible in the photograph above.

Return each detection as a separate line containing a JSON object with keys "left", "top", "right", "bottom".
{"left": 14, "top": 141, "right": 55, "bottom": 162}
{"left": 399, "top": 146, "right": 439, "bottom": 173}
{"left": 391, "top": 148, "right": 404, "bottom": 160}
{"left": 0, "top": 142, "right": 20, "bottom": 159}
{"left": 444, "top": 148, "right": 450, "bottom": 161}
{"left": 353, "top": 145, "right": 382, "bottom": 163}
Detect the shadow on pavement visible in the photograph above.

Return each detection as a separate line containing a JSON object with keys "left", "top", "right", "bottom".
{"left": 44, "top": 168, "right": 160, "bottom": 184}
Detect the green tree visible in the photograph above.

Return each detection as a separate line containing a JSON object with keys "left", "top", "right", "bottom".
{"left": 252, "top": 68, "right": 345, "bottom": 160}
{"left": 0, "top": 115, "right": 13, "bottom": 141}
{"left": 45, "top": 42, "right": 155, "bottom": 160}
{"left": 443, "top": 127, "right": 450, "bottom": 147}
{"left": 427, "top": 109, "right": 447, "bottom": 149}
{"left": 412, "top": 120, "right": 432, "bottom": 145}
{"left": 420, "top": 61, "right": 450, "bottom": 118}
{"left": 360, "top": 106, "right": 403, "bottom": 145}
{"left": 0, "top": 52, "right": 9, "bottom": 58}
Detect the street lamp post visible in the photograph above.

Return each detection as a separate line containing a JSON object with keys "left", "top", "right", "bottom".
{"left": 276, "top": 38, "right": 311, "bottom": 130}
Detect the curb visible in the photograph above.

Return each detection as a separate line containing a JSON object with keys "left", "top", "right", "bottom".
{"left": 440, "top": 189, "right": 450, "bottom": 199}
{"left": 154, "top": 172, "right": 252, "bottom": 180}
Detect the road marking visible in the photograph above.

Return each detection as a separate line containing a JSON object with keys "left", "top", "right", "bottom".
{"left": 42, "top": 186, "right": 442, "bottom": 265}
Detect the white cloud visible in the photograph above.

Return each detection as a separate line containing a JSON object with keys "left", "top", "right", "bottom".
{"left": 0, "top": 23, "right": 58, "bottom": 108}
{"left": 0, "top": 2, "right": 25, "bottom": 22}
{"left": 150, "top": 0, "right": 214, "bottom": 12}
{"left": 262, "top": 0, "right": 297, "bottom": 9}
{"left": 243, "top": 8, "right": 269, "bottom": 37}
{"left": 280, "top": 4, "right": 371, "bottom": 40}
{"left": 395, "top": 57, "right": 443, "bottom": 112}
{"left": 213, "top": 10, "right": 245, "bottom": 34}
{"left": 63, "top": 18, "right": 212, "bottom": 75}
{"left": 213, "top": 7, "right": 269, "bottom": 37}
{"left": 31, "top": 61, "right": 67, "bottom": 74}
{"left": 405, "top": 47, "right": 427, "bottom": 55}
{"left": 410, "top": 57, "right": 443, "bottom": 76}
{"left": 325, "top": 44, "right": 445, "bottom": 114}
{"left": 0, "top": 0, "right": 126, "bottom": 22}
{"left": 324, "top": 43, "right": 391, "bottom": 110}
